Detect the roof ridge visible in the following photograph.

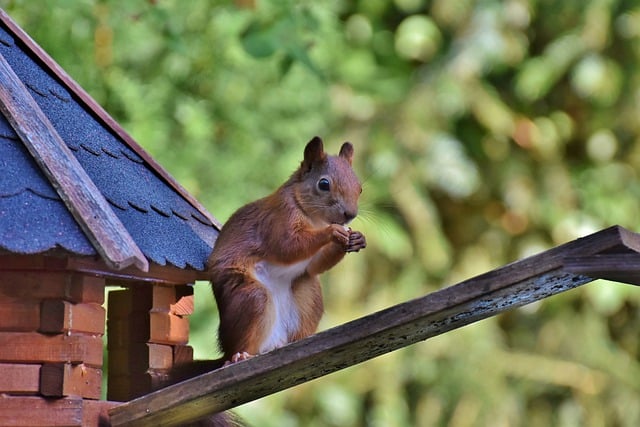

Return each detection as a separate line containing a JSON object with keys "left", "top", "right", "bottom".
{"left": 0, "top": 49, "right": 149, "bottom": 272}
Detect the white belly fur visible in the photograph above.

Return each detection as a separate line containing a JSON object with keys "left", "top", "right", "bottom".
{"left": 253, "top": 258, "right": 311, "bottom": 353}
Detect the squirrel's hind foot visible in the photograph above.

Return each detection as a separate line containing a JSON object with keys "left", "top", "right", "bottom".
{"left": 224, "top": 351, "right": 254, "bottom": 366}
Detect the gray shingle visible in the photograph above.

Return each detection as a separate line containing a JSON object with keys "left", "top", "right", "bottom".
{"left": 0, "top": 20, "right": 218, "bottom": 271}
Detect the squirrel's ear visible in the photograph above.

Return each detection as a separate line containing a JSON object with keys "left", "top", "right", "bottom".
{"left": 302, "top": 136, "right": 326, "bottom": 171}
{"left": 339, "top": 142, "right": 354, "bottom": 165}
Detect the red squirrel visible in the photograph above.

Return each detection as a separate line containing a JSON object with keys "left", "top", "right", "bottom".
{"left": 207, "top": 136, "right": 366, "bottom": 363}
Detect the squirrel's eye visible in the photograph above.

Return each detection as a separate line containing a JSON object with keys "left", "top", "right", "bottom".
{"left": 318, "top": 178, "right": 331, "bottom": 192}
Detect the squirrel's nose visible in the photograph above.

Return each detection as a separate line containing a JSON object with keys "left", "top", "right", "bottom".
{"left": 343, "top": 210, "right": 357, "bottom": 224}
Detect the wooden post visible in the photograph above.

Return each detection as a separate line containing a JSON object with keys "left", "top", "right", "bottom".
{"left": 107, "top": 284, "right": 194, "bottom": 401}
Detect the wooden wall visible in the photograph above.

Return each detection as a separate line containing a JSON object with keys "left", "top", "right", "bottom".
{"left": 107, "top": 284, "right": 194, "bottom": 401}
{"left": 0, "top": 269, "right": 111, "bottom": 425}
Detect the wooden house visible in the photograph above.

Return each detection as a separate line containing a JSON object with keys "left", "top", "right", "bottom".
{"left": 0, "top": 9, "right": 220, "bottom": 425}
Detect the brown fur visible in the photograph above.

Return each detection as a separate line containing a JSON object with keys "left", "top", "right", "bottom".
{"left": 290, "top": 273, "right": 324, "bottom": 341}
{"left": 207, "top": 136, "right": 366, "bottom": 361}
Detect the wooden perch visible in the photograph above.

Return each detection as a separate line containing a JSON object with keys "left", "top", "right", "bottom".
{"left": 0, "top": 51, "right": 148, "bottom": 272}
{"left": 564, "top": 253, "right": 640, "bottom": 284}
{"left": 109, "top": 225, "right": 640, "bottom": 426}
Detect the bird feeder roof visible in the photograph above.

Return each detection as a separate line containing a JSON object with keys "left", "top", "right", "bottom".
{"left": 0, "top": 10, "right": 219, "bottom": 273}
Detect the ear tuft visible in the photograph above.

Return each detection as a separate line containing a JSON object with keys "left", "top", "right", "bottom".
{"left": 302, "top": 136, "right": 326, "bottom": 171}
{"left": 339, "top": 142, "right": 354, "bottom": 165}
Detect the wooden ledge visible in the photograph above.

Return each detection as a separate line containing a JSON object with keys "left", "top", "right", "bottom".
{"left": 0, "top": 254, "right": 209, "bottom": 285}
{"left": 109, "top": 226, "right": 640, "bottom": 426}
{"left": 564, "top": 253, "right": 640, "bottom": 286}
{"left": 0, "top": 395, "right": 118, "bottom": 426}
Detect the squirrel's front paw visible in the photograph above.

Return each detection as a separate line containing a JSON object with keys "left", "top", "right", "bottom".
{"left": 329, "top": 224, "right": 350, "bottom": 248}
{"left": 346, "top": 230, "right": 366, "bottom": 252}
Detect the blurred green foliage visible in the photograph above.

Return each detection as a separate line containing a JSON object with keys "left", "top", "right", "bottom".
{"left": 4, "top": 0, "right": 640, "bottom": 425}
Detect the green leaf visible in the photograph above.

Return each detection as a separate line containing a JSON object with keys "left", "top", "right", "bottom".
{"left": 241, "top": 20, "right": 278, "bottom": 58}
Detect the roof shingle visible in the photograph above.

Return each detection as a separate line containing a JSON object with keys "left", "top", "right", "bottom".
{"left": 0, "top": 16, "right": 218, "bottom": 271}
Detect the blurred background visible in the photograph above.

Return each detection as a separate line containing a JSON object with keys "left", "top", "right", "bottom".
{"left": 3, "top": 0, "right": 640, "bottom": 425}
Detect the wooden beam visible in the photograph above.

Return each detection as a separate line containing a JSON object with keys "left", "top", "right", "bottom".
{"left": 0, "top": 363, "right": 41, "bottom": 394}
{"left": 564, "top": 253, "right": 640, "bottom": 286}
{"left": 149, "top": 312, "right": 189, "bottom": 345}
{"left": 0, "top": 271, "right": 105, "bottom": 304}
{"left": 0, "top": 51, "right": 148, "bottom": 272}
{"left": 171, "top": 286, "right": 195, "bottom": 316}
{"left": 39, "top": 300, "right": 105, "bottom": 335}
{"left": 0, "top": 395, "right": 84, "bottom": 426}
{"left": 109, "top": 226, "right": 640, "bottom": 426}
{"left": 0, "top": 301, "right": 40, "bottom": 331}
{"left": 0, "top": 254, "right": 209, "bottom": 284}
{"left": 0, "top": 395, "right": 119, "bottom": 426}
{"left": 0, "top": 333, "right": 103, "bottom": 367}
{"left": 40, "top": 363, "right": 102, "bottom": 399}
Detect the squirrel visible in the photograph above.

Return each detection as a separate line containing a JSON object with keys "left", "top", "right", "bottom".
{"left": 159, "top": 137, "right": 366, "bottom": 426}
{"left": 206, "top": 136, "right": 367, "bottom": 363}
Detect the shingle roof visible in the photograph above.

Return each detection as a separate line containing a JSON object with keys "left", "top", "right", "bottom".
{"left": 0, "top": 12, "right": 219, "bottom": 271}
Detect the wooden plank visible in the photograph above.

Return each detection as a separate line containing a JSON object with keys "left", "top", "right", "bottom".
{"left": 0, "top": 333, "right": 103, "bottom": 367}
{"left": 40, "top": 363, "right": 102, "bottom": 399}
{"left": 39, "top": 300, "right": 105, "bottom": 335}
{"left": 109, "top": 225, "right": 640, "bottom": 426}
{"left": 0, "top": 395, "right": 83, "bottom": 426}
{"left": 171, "top": 290, "right": 194, "bottom": 316}
{"left": 564, "top": 253, "right": 640, "bottom": 286}
{"left": 0, "top": 255, "right": 53, "bottom": 270}
{"left": 76, "top": 258, "right": 208, "bottom": 285}
{"left": 0, "top": 51, "right": 149, "bottom": 272}
{"left": 0, "top": 394, "right": 118, "bottom": 426}
{"left": 0, "top": 363, "right": 41, "bottom": 394}
{"left": 0, "top": 272, "right": 105, "bottom": 304}
{"left": 0, "top": 254, "right": 209, "bottom": 285}
{"left": 70, "top": 274, "right": 106, "bottom": 304}
{"left": 149, "top": 311, "right": 189, "bottom": 345}
{"left": 0, "top": 300, "right": 40, "bottom": 331}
